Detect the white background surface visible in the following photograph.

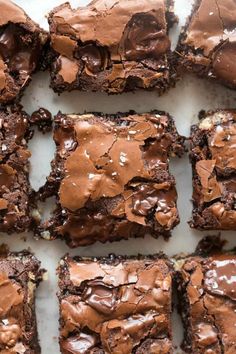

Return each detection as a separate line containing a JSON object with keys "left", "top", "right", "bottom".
{"left": 2, "top": 0, "right": 236, "bottom": 353}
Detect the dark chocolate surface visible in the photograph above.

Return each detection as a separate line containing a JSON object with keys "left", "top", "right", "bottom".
{"left": 48, "top": 0, "right": 177, "bottom": 94}
{"left": 0, "top": 247, "right": 43, "bottom": 353}
{"left": 0, "top": 0, "right": 48, "bottom": 104}
{"left": 176, "top": 253, "right": 236, "bottom": 353}
{"left": 37, "top": 111, "right": 185, "bottom": 247}
{"left": 0, "top": 106, "right": 33, "bottom": 233}
{"left": 190, "top": 110, "right": 236, "bottom": 230}
{"left": 58, "top": 254, "right": 173, "bottom": 354}
{"left": 177, "top": 0, "right": 236, "bottom": 89}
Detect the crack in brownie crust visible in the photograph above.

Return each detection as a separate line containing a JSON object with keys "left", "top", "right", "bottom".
{"left": 48, "top": 0, "right": 178, "bottom": 94}
{"left": 37, "top": 111, "right": 184, "bottom": 247}
{"left": 58, "top": 254, "right": 173, "bottom": 354}
{"left": 0, "top": 246, "right": 44, "bottom": 353}
{"left": 176, "top": 253, "right": 236, "bottom": 353}
{"left": 190, "top": 110, "right": 236, "bottom": 230}
{"left": 0, "top": 0, "right": 48, "bottom": 104}
{"left": 176, "top": 0, "right": 236, "bottom": 89}
{"left": 0, "top": 106, "right": 33, "bottom": 233}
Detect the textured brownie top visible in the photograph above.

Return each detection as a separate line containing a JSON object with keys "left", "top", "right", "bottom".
{"left": 48, "top": 0, "right": 177, "bottom": 94}
{"left": 0, "top": 0, "right": 48, "bottom": 104}
{"left": 39, "top": 111, "right": 184, "bottom": 246}
{"left": 0, "top": 247, "right": 43, "bottom": 353}
{"left": 0, "top": 106, "right": 32, "bottom": 233}
{"left": 177, "top": 253, "right": 236, "bottom": 353}
{"left": 58, "top": 254, "right": 173, "bottom": 353}
{"left": 178, "top": 0, "right": 236, "bottom": 89}
{"left": 190, "top": 110, "right": 236, "bottom": 230}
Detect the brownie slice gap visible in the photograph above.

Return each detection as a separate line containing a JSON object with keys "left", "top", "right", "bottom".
{"left": 175, "top": 249, "right": 236, "bottom": 353}
{"left": 58, "top": 254, "right": 173, "bottom": 354}
{"left": 190, "top": 109, "right": 236, "bottom": 230}
{"left": 0, "top": 105, "right": 33, "bottom": 233}
{"left": 0, "top": 0, "right": 48, "bottom": 104}
{"left": 0, "top": 246, "right": 44, "bottom": 353}
{"left": 48, "top": 0, "right": 178, "bottom": 95}
{"left": 176, "top": 0, "right": 236, "bottom": 90}
{"left": 36, "top": 110, "right": 185, "bottom": 247}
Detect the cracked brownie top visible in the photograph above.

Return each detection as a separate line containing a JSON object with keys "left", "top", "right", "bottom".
{"left": 37, "top": 111, "right": 185, "bottom": 247}
{"left": 58, "top": 254, "right": 173, "bottom": 354}
{"left": 177, "top": 0, "right": 236, "bottom": 89}
{"left": 176, "top": 253, "right": 236, "bottom": 353}
{"left": 190, "top": 110, "right": 236, "bottom": 230}
{"left": 0, "top": 247, "right": 44, "bottom": 353}
{"left": 48, "top": 0, "right": 178, "bottom": 94}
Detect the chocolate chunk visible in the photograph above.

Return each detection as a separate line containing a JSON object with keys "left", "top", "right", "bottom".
{"left": 0, "top": 0, "right": 48, "bottom": 104}
{"left": 0, "top": 105, "right": 32, "bottom": 233}
{"left": 48, "top": 0, "right": 177, "bottom": 94}
{"left": 190, "top": 110, "right": 236, "bottom": 230}
{"left": 0, "top": 248, "right": 44, "bottom": 352}
{"left": 176, "top": 252, "right": 236, "bottom": 353}
{"left": 36, "top": 111, "right": 185, "bottom": 247}
{"left": 177, "top": 0, "right": 236, "bottom": 90}
{"left": 58, "top": 254, "right": 173, "bottom": 354}
{"left": 30, "top": 108, "right": 53, "bottom": 133}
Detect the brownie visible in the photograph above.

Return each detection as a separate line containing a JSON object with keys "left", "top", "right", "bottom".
{"left": 175, "top": 252, "right": 236, "bottom": 353}
{"left": 0, "top": 0, "right": 48, "bottom": 104}
{"left": 177, "top": 0, "right": 236, "bottom": 89}
{"left": 48, "top": 0, "right": 178, "bottom": 95}
{"left": 190, "top": 110, "right": 236, "bottom": 230}
{"left": 0, "top": 246, "right": 44, "bottom": 353}
{"left": 0, "top": 106, "right": 32, "bottom": 233}
{"left": 58, "top": 254, "right": 173, "bottom": 354}
{"left": 37, "top": 111, "right": 185, "bottom": 247}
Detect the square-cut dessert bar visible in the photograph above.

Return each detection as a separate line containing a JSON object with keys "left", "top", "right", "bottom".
{"left": 176, "top": 252, "right": 236, "bottom": 353}
{"left": 0, "top": 247, "right": 44, "bottom": 353}
{"left": 0, "top": 0, "right": 48, "bottom": 104}
{"left": 177, "top": 0, "right": 236, "bottom": 89}
{"left": 38, "top": 111, "right": 185, "bottom": 247}
{"left": 48, "top": 0, "right": 177, "bottom": 94}
{"left": 58, "top": 254, "right": 173, "bottom": 354}
{"left": 0, "top": 106, "right": 32, "bottom": 233}
{"left": 190, "top": 110, "right": 236, "bottom": 230}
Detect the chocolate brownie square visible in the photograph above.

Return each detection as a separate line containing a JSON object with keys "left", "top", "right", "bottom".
{"left": 190, "top": 110, "right": 236, "bottom": 230}
{"left": 176, "top": 252, "right": 236, "bottom": 353}
{"left": 38, "top": 111, "right": 184, "bottom": 247}
{"left": 0, "top": 0, "right": 48, "bottom": 104}
{"left": 48, "top": 0, "right": 177, "bottom": 94}
{"left": 177, "top": 0, "right": 236, "bottom": 89}
{"left": 58, "top": 254, "right": 173, "bottom": 353}
{"left": 0, "top": 246, "right": 44, "bottom": 353}
{"left": 0, "top": 106, "right": 32, "bottom": 233}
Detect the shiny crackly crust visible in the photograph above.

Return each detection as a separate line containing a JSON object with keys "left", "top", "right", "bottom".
{"left": 35, "top": 110, "right": 185, "bottom": 247}
{"left": 58, "top": 253, "right": 173, "bottom": 354}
